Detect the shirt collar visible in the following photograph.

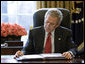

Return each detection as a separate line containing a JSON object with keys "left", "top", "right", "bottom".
{"left": 45, "top": 30, "right": 55, "bottom": 36}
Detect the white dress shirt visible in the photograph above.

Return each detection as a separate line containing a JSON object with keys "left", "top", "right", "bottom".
{"left": 44, "top": 30, "right": 55, "bottom": 53}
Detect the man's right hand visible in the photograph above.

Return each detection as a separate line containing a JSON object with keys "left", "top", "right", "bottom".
{"left": 14, "top": 50, "right": 24, "bottom": 59}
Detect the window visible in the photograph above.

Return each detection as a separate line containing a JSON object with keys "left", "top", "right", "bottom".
{"left": 1, "top": 1, "right": 36, "bottom": 46}
{"left": 1, "top": 1, "right": 36, "bottom": 31}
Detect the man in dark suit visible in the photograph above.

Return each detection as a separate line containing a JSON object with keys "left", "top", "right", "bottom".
{"left": 14, "top": 8, "right": 77, "bottom": 59}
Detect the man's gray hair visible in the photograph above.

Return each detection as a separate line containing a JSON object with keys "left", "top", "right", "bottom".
{"left": 45, "top": 8, "right": 63, "bottom": 22}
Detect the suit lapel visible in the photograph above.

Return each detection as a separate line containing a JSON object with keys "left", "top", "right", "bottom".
{"left": 38, "top": 26, "right": 45, "bottom": 52}
{"left": 54, "top": 26, "right": 63, "bottom": 53}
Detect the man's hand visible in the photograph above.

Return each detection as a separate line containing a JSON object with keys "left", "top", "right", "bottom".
{"left": 62, "top": 52, "right": 73, "bottom": 59}
{"left": 14, "top": 50, "right": 24, "bottom": 59}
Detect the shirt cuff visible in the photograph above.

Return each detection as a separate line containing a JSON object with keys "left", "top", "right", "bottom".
{"left": 68, "top": 51, "right": 75, "bottom": 57}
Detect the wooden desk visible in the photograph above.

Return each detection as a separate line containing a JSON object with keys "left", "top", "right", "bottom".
{"left": 1, "top": 47, "right": 23, "bottom": 55}
{"left": 1, "top": 55, "right": 84, "bottom": 63}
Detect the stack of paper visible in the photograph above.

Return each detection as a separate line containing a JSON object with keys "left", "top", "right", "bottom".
{"left": 16, "top": 53, "right": 66, "bottom": 61}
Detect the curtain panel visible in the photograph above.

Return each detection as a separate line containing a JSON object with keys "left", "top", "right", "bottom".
{"left": 37, "top": 1, "right": 73, "bottom": 21}
{"left": 37, "top": 1, "right": 73, "bottom": 12}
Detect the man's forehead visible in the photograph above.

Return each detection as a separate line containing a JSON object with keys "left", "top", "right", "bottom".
{"left": 46, "top": 15, "right": 58, "bottom": 21}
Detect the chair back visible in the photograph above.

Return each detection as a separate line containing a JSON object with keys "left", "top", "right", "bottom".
{"left": 33, "top": 8, "right": 71, "bottom": 29}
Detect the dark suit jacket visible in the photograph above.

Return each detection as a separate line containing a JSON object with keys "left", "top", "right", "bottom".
{"left": 22, "top": 26, "right": 77, "bottom": 55}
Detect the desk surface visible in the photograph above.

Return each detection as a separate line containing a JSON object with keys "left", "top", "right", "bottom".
{"left": 1, "top": 55, "right": 84, "bottom": 63}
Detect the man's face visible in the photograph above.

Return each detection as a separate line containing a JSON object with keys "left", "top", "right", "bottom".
{"left": 44, "top": 15, "right": 60, "bottom": 32}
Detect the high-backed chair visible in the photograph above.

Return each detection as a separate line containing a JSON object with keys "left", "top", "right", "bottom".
{"left": 33, "top": 8, "right": 71, "bottom": 29}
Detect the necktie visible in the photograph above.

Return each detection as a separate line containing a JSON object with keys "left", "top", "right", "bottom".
{"left": 44, "top": 32, "right": 52, "bottom": 53}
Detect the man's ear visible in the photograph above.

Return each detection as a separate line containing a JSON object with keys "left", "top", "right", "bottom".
{"left": 55, "top": 22, "right": 61, "bottom": 27}
{"left": 58, "top": 22, "right": 61, "bottom": 25}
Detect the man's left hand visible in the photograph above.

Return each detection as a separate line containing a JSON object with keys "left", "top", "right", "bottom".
{"left": 62, "top": 52, "right": 73, "bottom": 59}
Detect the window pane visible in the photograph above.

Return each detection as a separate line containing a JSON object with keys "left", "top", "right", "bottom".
{"left": 7, "top": 1, "right": 18, "bottom": 15}
{"left": 17, "top": 1, "right": 36, "bottom": 14}
{"left": 8, "top": 15, "right": 17, "bottom": 23}
{"left": 1, "top": 15, "right": 8, "bottom": 23}
{"left": 1, "top": 1, "right": 7, "bottom": 13}
{"left": 17, "top": 15, "right": 33, "bottom": 30}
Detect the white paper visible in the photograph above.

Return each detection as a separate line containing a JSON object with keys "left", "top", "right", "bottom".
{"left": 19, "top": 54, "right": 43, "bottom": 59}
{"left": 40, "top": 53, "right": 65, "bottom": 58}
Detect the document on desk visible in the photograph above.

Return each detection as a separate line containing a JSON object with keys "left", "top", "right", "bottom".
{"left": 16, "top": 53, "right": 66, "bottom": 61}
{"left": 16, "top": 54, "right": 43, "bottom": 61}
{"left": 40, "top": 53, "right": 66, "bottom": 60}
